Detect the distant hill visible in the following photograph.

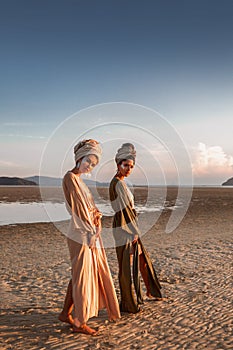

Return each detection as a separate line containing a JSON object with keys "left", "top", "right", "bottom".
{"left": 0, "top": 177, "right": 37, "bottom": 186}
{"left": 24, "top": 176, "right": 62, "bottom": 187}
{"left": 24, "top": 175, "right": 109, "bottom": 187}
{"left": 222, "top": 177, "right": 233, "bottom": 186}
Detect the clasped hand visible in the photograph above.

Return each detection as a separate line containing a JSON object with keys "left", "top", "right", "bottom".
{"left": 89, "top": 210, "right": 102, "bottom": 249}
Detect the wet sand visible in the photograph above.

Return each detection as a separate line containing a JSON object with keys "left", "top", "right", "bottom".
{"left": 0, "top": 187, "right": 233, "bottom": 349}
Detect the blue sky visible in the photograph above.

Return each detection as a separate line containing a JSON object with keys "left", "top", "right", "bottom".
{"left": 0, "top": 0, "right": 232, "bottom": 185}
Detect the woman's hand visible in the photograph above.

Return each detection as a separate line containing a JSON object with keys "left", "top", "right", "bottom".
{"left": 132, "top": 234, "right": 138, "bottom": 245}
{"left": 95, "top": 221, "right": 102, "bottom": 239}
{"left": 89, "top": 234, "right": 97, "bottom": 249}
{"left": 93, "top": 210, "right": 102, "bottom": 227}
{"left": 93, "top": 209, "right": 102, "bottom": 238}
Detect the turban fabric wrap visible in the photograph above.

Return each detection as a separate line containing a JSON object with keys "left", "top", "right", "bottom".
{"left": 74, "top": 139, "right": 102, "bottom": 164}
{"left": 115, "top": 143, "right": 136, "bottom": 164}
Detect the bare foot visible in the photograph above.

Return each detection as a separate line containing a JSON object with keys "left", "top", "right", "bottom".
{"left": 146, "top": 293, "right": 164, "bottom": 300}
{"left": 73, "top": 324, "right": 98, "bottom": 336}
{"left": 146, "top": 292, "right": 154, "bottom": 299}
{"left": 58, "top": 313, "right": 74, "bottom": 325}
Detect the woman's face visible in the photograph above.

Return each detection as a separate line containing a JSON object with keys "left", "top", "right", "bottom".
{"left": 117, "top": 159, "right": 134, "bottom": 177}
{"left": 78, "top": 155, "right": 98, "bottom": 174}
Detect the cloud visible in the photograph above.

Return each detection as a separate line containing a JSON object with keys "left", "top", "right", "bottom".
{"left": 2, "top": 122, "right": 51, "bottom": 126}
{"left": 0, "top": 133, "right": 46, "bottom": 139}
{"left": 192, "top": 142, "right": 233, "bottom": 181}
{"left": 3, "top": 122, "right": 35, "bottom": 126}
{"left": 0, "top": 160, "right": 18, "bottom": 168}
{"left": 0, "top": 160, "right": 24, "bottom": 176}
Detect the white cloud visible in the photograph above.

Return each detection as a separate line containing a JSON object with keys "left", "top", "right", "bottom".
{"left": 2, "top": 122, "right": 51, "bottom": 126}
{"left": 0, "top": 160, "right": 26, "bottom": 176}
{"left": 3, "top": 122, "right": 35, "bottom": 126}
{"left": 192, "top": 142, "right": 233, "bottom": 183}
{"left": 0, "top": 160, "right": 18, "bottom": 168}
{"left": 0, "top": 133, "right": 46, "bottom": 139}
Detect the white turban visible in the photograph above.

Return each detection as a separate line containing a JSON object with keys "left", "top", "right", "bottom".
{"left": 74, "top": 139, "right": 102, "bottom": 164}
{"left": 115, "top": 143, "right": 136, "bottom": 164}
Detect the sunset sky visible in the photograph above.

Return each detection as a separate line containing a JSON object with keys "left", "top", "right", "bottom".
{"left": 0, "top": 0, "right": 232, "bottom": 185}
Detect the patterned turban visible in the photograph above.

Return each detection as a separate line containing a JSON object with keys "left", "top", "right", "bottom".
{"left": 74, "top": 139, "right": 102, "bottom": 164}
{"left": 115, "top": 143, "right": 136, "bottom": 164}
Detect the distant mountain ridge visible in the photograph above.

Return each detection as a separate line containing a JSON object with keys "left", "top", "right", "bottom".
{"left": 24, "top": 176, "right": 62, "bottom": 186}
{"left": 0, "top": 177, "right": 37, "bottom": 186}
{"left": 222, "top": 177, "right": 233, "bottom": 186}
{"left": 2, "top": 175, "right": 232, "bottom": 186}
{"left": 25, "top": 175, "right": 109, "bottom": 187}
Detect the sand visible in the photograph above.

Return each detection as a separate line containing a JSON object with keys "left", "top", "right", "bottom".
{"left": 0, "top": 187, "right": 233, "bottom": 349}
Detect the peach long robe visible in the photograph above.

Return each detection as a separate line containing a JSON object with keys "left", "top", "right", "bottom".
{"left": 63, "top": 171, "right": 120, "bottom": 324}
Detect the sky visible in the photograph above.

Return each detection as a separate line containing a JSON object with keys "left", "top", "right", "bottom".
{"left": 0, "top": 0, "right": 232, "bottom": 185}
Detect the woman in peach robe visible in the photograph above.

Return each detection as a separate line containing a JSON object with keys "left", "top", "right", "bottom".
{"left": 59, "top": 139, "right": 120, "bottom": 335}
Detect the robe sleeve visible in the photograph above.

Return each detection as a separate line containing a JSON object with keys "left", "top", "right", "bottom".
{"left": 63, "top": 172, "right": 95, "bottom": 235}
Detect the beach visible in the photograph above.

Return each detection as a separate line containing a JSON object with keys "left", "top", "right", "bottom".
{"left": 0, "top": 187, "right": 232, "bottom": 349}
